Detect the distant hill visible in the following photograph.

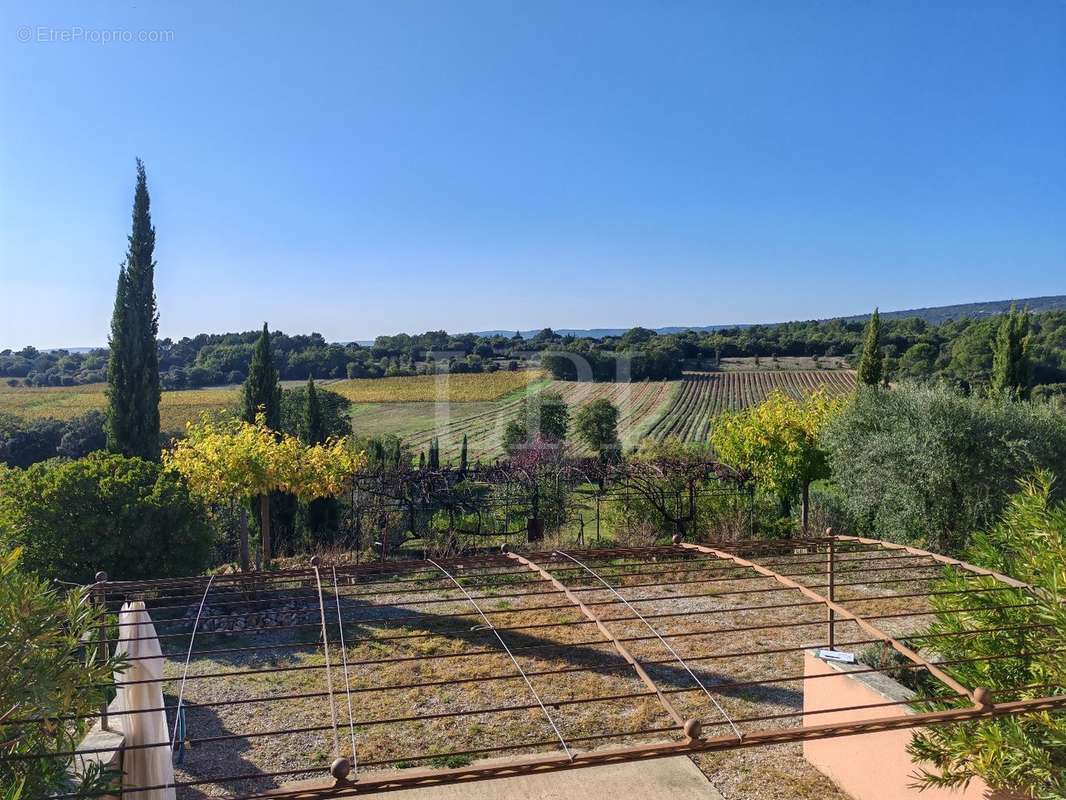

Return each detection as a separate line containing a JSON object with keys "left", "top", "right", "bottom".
{"left": 471, "top": 295, "right": 1066, "bottom": 340}
{"left": 832, "top": 295, "right": 1066, "bottom": 326}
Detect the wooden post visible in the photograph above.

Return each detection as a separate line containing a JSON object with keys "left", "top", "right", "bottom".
{"left": 826, "top": 528, "right": 835, "bottom": 649}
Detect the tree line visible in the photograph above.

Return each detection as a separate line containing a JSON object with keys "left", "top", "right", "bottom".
{"left": 7, "top": 305, "right": 1066, "bottom": 393}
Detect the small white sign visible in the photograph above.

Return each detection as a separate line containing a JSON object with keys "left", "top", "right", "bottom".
{"left": 817, "top": 649, "right": 856, "bottom": 663}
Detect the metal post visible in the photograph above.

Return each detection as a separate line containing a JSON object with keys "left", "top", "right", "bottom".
{"left": 94, "top": 571, "right": 109, "bottom": 731}
{"left": 826, "top": 530, "right": 835, "bottom": 649}
{"left": 595, "top": 494, "right": 601, "bottom": 544}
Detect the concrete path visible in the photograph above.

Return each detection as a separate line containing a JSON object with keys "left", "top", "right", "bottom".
{"left": 356, "top": 757, "right": 725, "bottom": 800}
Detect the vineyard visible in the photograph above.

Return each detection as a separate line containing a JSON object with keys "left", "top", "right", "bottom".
{"left": 644, "top": 370, "right": 856, "bottom": 443}
{"left": 0, "top": 369, "right": 855, "bottom": 459}
{"left": 404, "top": 379, "right": 677, "bottom": 462}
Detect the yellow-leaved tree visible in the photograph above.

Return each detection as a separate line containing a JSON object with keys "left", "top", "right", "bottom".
{"left": 164, "top": 413, "right": 364, "bottom": 569}
{"left": 711, "top": 389, "right": 844, "bottom": 534}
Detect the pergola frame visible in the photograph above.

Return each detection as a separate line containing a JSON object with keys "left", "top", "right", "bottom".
{"left": 12, "top": 535, "right": 1065, "bottom": 800}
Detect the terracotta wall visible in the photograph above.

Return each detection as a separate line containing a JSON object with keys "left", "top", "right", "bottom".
{"left": 802, "top": 652, "right": 995, "bottom": 800}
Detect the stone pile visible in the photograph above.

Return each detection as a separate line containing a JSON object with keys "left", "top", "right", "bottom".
{"left": 182, "top": 598, "right": 321, "bottom": 635}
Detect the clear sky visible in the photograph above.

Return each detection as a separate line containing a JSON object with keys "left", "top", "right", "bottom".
{"left": 1, "top": 1, "right": 1063, "bottom": 349}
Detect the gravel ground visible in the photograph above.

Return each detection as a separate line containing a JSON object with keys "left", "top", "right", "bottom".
{"left": 157, "top": 546, "right": 940, "bottom": 800}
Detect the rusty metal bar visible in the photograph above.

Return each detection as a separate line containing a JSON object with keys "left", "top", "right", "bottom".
{"left": 251, "top": 694, "right": 1066, "bottom": 800}
{"left": 554, "top": 549, "right": 742, "bottom": 740}
{"left": 94, "top": 558, "right": 946, "bottom": 632}
{"left": 826, "top": 535, "right": 835, "bottom": 648}
{"left": 31, "top": 645, "right": 1063, "bottom": 763}
{"left": 679, "top": 542, "right": 978, "bottom": 702}
{"left": 91, "top": 576, "right": 1023, "bottom": 653}
{"left": 832, "top": 534, "right": 1040, "bottom": 593}
{"left": 505, "top": 550, "right": 688, "bottom": 730}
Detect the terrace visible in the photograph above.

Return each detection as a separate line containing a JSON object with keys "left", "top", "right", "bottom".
{"left": 35, "top": 534, "right": 1063, "bottom": 800}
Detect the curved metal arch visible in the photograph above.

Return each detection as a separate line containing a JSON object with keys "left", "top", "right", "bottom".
{"left": 552, "top": 550, "right": 743, "bottom": 740}
{"left": 171, "top": 575, "right": 214, "bottom": 751}
{"left": 425, "top": 559, "right": 573, "bottom": 760}
{"left": 677, "top": 542, "right": 978, "bottom": 702}
{"left": 505, "top": 551, "right": 689, "bottom": 731}
{"left": 831, "top": 533, "right": 1043, "bottom": 595}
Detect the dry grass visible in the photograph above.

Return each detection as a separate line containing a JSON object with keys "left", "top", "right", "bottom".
{"left": 0, "top": 383, "right": 235, "bottom": 430}
{"left": 0, "top": 372, "right": 545, "bottom": 432}
{"left": 157, "top": 545, "right": 946, "bottom": 799}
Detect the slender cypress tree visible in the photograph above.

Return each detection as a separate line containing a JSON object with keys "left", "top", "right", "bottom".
{"left": 856, "top": 308, "right": 883, "bottom": 387}
{"left": 242, "top": 323, "right": 282, "bottom": 567}
{"left": 302, "top": 376, "right": 325, "bottom": 444}
{"left": 105, "top": 269, "right": 131, "bottom": 450}
{"left": 301, "top": 375, "right": 334, "bottom": 540}
{"left": 459, "top": 433, "right": 468, "bottom": 474}
{"left": 106, "top": 159, "right": 161, "bottom": 459}
{"left": 419, "top": 451, "right": 426, "bottom": 470}
{"left": 991, "top": 305, "right": 1031, "bottom": 399}
{"left": 241, "top": 323, "right": 282, "bottom": 429}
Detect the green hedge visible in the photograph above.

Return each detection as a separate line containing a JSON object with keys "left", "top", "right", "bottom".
{"left": 0, "top": 452, "right": 212, "bottom": 583}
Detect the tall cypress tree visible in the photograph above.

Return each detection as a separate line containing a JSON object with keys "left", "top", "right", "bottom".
{"left": 856, "top": 308, "right": 883, "bottom": 387}
{"left": 106, "top": 159, "right": 161, "bottom": 460}
{"left": 242, "top": 323, "right": 282, "bottom": 567}
{"left": 302, "top": 376, "right": 325, "bottom": 444}
{"left": 301, "top": 376, "right": 334, "bottom": 540}
{"left": 991, "top": 305, "right": 1031, "bottom": 399}
{"left": 241, "top": 323, "right": 282, "bottom": 429}
{"left": 459, "top": 433, "right": 468, "bottom": 474}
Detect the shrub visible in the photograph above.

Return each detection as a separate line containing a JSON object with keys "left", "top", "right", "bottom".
{"left": 280, "top": 385, "right": 352, "bottom": 439}
{"left": 0, "top": 412, "right": 107, "bottom": 468}
{"left": 907, "top": 472, "right": 1066, "bottom": 798}
{"left": 0, "top": 548, "right": 121, "bottom": 799}
{"left": 822, "top": 383, "right": 1066, "bottom": 553}
{"left": 0, "top": 453, "right": 213, "bottom": 583}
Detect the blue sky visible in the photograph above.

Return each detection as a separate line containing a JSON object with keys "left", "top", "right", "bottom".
{"left": 1, "top": 1, "right": 1063, "bottom": 348}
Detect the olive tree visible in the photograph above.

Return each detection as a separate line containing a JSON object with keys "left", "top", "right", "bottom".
{"left": 822, "top": 383, "right": 1066, "bottom": 554}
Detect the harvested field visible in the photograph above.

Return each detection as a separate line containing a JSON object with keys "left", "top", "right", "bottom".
{"left": 0, "top": 383, "right": 235, "bottom": 431}
{"left": 0, "top": 372, "right": 545, "bottom": 432}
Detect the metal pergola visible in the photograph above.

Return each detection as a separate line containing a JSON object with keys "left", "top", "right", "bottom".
{"left": 14, "top": 534, "right": 1065, "bottom": 799}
